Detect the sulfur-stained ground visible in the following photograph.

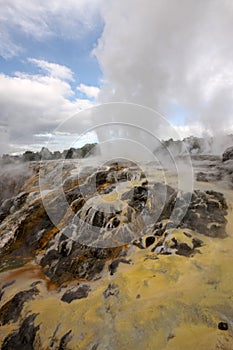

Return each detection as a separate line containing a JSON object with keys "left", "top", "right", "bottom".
{"left": 0, "top": 160, "right": 233, "bottom": 349}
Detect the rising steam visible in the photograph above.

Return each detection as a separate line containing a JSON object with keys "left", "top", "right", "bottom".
{"left": 94, "top": 0, "right": 233, "bottom": 135}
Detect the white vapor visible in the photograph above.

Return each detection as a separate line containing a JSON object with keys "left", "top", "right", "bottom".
{"left": 94, "top": 0, "right": 233, "bottom": 135}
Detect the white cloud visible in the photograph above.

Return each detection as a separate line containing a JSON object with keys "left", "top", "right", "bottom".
{"left": 77, "top": 83, "right": 100, "bottom": 99}
{"left": 0, "top": 31, "right": 22, "bottom": 59}
{"left": 0, "top": 0, "right": 102, "bottom": 58}
{"left": 0, "top": 67, "right": 96, "bottom": 154}
{"left": 28, "top": 58, "right": 74, "bottom": 81}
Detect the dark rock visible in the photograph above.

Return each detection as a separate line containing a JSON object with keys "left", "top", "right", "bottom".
{"left": 167, "top": 333, "right": 175, "bottom": 341}
{"left": 108, "top": 259, "right": 131, "bottom": 275}
{"left": 91, "top": 344, "right": 99, "bottom": 350}
{"left": 192, "top": 238, "right": 204, "bottom": 248}
{"left": 128, "top": 186, "right": 148, "bottom": 212}
{"left": 0, "top": 198, "right": 14, "bottom": 221}
{"left": 153, "top": 222, "right": 167, "bottom": 236}
{"left": 23, "top": 150, "right": 40, "bottom": 162}
{"left": 65, "top": 147, "right": 82, "bottom": 159}
{"left": 0, "top": 280, "right": 16, "bottom": 301}
{"left": 58, "top": 330, "right": 72, "bottom": 350}
{"left": 40, "top": 249, "right": 61, "bottom": 267}
{"left": 12, "top": 192, "right": 28, "bottom": 210}
{"left": 43, "top": 251, "right": 106, "bottom": 284}
{"left": 40, "top": 228, "right": 122, "bottom": 284}
{"left": 150, "top": 230, "right": 204, "bottom": 257}
{"left": 2, "top": 280, "right": 16, "bottom": 289}
{"left": 92, "top": 210, "right": 105, "bottom": 227}
{"left": 196, "top": 171, "right": 211, "bottom": 182}
{"left": 2, "top": 314, "right": 39, "bottom": 350}
{"left": 121, "top": 184, "right": 148, "bottom": 212}
{"left": 180, "top": 190, "right": 228, "bottom": 238}
{"left": 95, "top": 170, "right": 109, "bottom": 187}
{"left": 175, "top": 242, "right": 194, "bottom": 257}
{"left": 30, "top": 280, "right": 42, "bottom": 287}
{"left": 154, "top": 183, "right": 177, "bottom": 222}
{"left": 61, "top": 285, "right": 90, "bottom": 304}
{"left": 0, "top": 287, "right": 38, "bottom": 325}
{"left": 218, "top": 322, "right": 228, "bottom": 330}
{"left": 145, "top": 236, "right": 156, "bottom": 247}
{"left": 196, "top": 171, "right": 222, "bottom": 182}
{"left": 49, "top": 323, "right": 61, "bottom": 347}
{"left": 183, "top": 232, "right": 192, "bottom": 238}
{"left": 103, "top": 284, "right": 119, "bottom": 298}
{"left": 222, "top": 146, "right": 233, "bottom": 162}
{"left": 132, "top": 237, "right": 145, "bottom": 249}
{"left": 59, "top": 240, "right": 73, "bottom": 257}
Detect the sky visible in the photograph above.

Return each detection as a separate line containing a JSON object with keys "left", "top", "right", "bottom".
{"left": 1, "top": 0, "right": 233, "bottom": 154}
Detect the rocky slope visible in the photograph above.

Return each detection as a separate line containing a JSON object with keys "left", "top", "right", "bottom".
{"left": 0, "top": 156, "right": 233, "bottom": 349}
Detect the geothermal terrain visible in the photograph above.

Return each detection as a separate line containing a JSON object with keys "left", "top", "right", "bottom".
{"left": 0, "top": 144, "right": 233, "bottom": 349}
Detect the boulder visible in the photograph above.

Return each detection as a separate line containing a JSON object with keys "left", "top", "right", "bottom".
{"left": 222, "top": 146, "right": 233, "bottom": 162}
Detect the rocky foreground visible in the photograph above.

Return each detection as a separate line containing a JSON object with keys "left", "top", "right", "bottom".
{"left": 0, "top": 154, "right": 233, "bottom": 349}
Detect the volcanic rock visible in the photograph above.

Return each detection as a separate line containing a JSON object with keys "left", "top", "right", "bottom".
{"left": 108, "top": 258, "right": 131, "bottom": 275}
{"left": 61, "top": 285, "right": 90, "bottom": 303}
{"left": 103, "top": 283, "right": 119, "bottom": 298}
{"left": 0, "top": 157, "right": 232, "bottom": 349}
{"left": 0, "top": 287, "right": 39, "bottom": 325}
{"left": 1, "top": 314, "right": 39, "bottom": 350}
{"left": 222, "top": 146, "right": 233, "bottom": 162}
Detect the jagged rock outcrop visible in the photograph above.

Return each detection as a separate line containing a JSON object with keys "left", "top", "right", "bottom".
{"left": 0, "top": 143, "right": 99, "bottom": 165}
{"left": 0, "top": 159, "right": 229, "bottom": 284}
{"left": 222, "top": 146, "right": 233, "bottom": 162}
